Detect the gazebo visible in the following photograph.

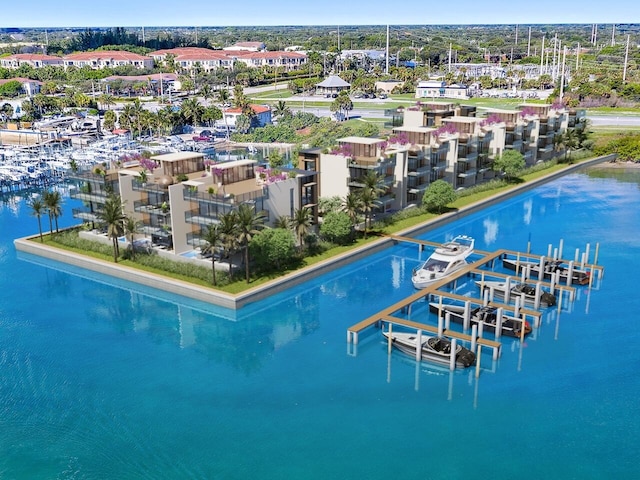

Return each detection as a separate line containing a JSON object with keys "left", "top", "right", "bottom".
{"left": 316, "top": 75, "right": 351, "bottom": 96}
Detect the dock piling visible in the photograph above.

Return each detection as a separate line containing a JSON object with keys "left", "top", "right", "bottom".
{"left": 495, "top": 308, "right": 503, "bottom": 340}
{"left": 475, "top": 345, "right": 482, "bottom": 378}
{"left": 463, "top": 301, "right": 471, "bottom": 331}
{"left": 534, "top": 282, "right": 542, "bottom": 310}
{"left": 415, "top": 329, "right": 422, "bottom": 361}
{"left": 470, "top": 324, "right": 478, "bottom": 353}
{"left": 558, "top": 239, "right": 564, "bottom": 259}
{"left": 449, "top": 338, "right": 457, "bottom": 371}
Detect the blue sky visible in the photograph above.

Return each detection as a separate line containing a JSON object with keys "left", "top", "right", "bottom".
{"left": 2, "top": 0, "right": 637, "bottom": 27}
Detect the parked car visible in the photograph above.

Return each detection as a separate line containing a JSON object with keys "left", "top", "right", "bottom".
{"left": 192, "top": 130, "right": 214, "bottom": 142}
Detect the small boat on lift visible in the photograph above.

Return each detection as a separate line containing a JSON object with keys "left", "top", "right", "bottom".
{"left": 411, "top": 235, "right": 475, "bottom": 289}
{"left": 429, "top": 303, "right": 532, "bottom": 338}
{"left": 502, "top": 257, "right": 590, "bottom": 285}
{"left": 382, "top": 330, "right": 476, "bottom": 368}
{"left": 475, "top": 280, "right": 557, "bottom": 308}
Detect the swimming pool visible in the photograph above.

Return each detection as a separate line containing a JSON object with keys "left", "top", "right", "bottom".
{"left": 1, "top": 167, "right": 638, "bottom": 479}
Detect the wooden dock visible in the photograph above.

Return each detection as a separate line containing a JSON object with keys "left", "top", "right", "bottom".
{"left": 347, "top": 236, "right": 604, "bottom": 371}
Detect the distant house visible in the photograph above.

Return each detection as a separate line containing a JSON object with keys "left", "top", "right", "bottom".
{"left": 0, "top": 77, "right": 42, "bottom": 96}
{"left": 220, "top": 104, "right": 272, "bottom": 129}
{"left": 223, "top": 42, "right": 266, "bottom": 52}
{"left": 375, "top": 80, "right": 403, "bottom": 94}
{"left": 316, "top": 76, "right": 351, "bottom": 96}
{"left": 416, "top": 80, "right": 469, "bottom": 100}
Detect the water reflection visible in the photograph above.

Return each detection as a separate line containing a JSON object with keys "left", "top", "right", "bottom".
{"left": 19, "top": 252, "right": 321, "bottom": 375}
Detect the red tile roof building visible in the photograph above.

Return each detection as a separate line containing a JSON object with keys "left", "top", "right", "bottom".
{"left": 63, "top": 51, "right": 154, "bottom": 70}
{"left": 0, "top": 53, "right": 64, "bottom": 69}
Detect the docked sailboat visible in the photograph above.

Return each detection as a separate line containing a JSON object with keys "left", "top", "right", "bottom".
{"left": 382, "top": 330, "right": 476, "bottom": 368}
{"left": 411, "top": 235, "right": 474, "bottom": 289}
{"left": 502, "top": 257, "right": 590, "bottom": 285}
{"left": 429, "top": 303, "right": 532, "bottom": 338}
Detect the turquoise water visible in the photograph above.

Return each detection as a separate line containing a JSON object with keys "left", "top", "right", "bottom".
{"left": 1, "top": 169, "right": 639, "bottom": 479}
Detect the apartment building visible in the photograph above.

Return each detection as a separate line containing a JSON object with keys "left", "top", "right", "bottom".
{"left": 63, "top": 51, "right": 154, "bottom": 70}
{"left": 70, "top": 151, "right": 318, "bottom": 256}
{"left": 149, "top": 47, "right": 235, "bottom": 72}
{"left": 0, "top": 53, "right": 64, "bottom": 69}
{"left": 312, "top": 101, "right": 579, "bottom": 211}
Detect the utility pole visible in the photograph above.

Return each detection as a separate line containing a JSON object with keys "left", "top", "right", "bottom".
{"left": 448, "top": 43, "right": 452, "bottom": 73}
{"left": 515, "top": 24, "right": 518, "bottom": 45}
{"left": 611, "top": 24, "right": 615, "bottom": 46}
{"left": 540, "top": 36, "right": 545, "bottom": 75}
{"left": 527, "top": 26, "right": 532, "bottom": 57}
{"left": 623, "top": 35, "right": 630, "bottom": 83}
{"left": 559, "top": 46, "right": 567, "bottom": 100}
{"left": 576, "top": 42, "right": 580, "bottom": 71}
{"left": 142, "top": 26, "right": 145, "bottom": 45}
{"left": 385, "top": 24, "right": 390, "bottom": 75}
{"left": 552, "top": 34, "right": 558, "bottom": 80}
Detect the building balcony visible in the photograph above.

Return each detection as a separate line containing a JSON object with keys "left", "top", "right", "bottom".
{"left": 458, "top": 151, "right": 478, "bottom": 163}
{"left": 407, "top": 166, "right": 431, "bottom": 177}
{"left": 133, "top": 200, "right": 171, "bottom": 217}
{"left": 71, "top": 208, "right": 100, "bottom": 223}
{"left": 505, "top": 140, "right": 523, "bottom": 151}
{"left": 350, "top": 156, "right": 396, "bottom": 170}
{"left": 69, "top": 189, "right": 108, "bottom": 204}
{"left": 457, "top": 168, "right": 477, "bottom": 178}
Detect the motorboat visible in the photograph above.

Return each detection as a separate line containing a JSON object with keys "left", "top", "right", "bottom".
{"left": 502, "top": 257, "right": 590, "bottom": 285}
{"left": 411, "top": 235, "right": 475, "bottom": 289}
{"left": 429, "top": 303, "right": 532, "bottom": 338}
{"left": 475, "top": 280, "right": 557, "bottom": 307}
{"left": 382, "top": 330, "right": 476, "bottom": 368}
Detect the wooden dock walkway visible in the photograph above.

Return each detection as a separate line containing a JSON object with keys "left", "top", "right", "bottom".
{"left": 346, "top": 236, "right": 600, "bottom": 359}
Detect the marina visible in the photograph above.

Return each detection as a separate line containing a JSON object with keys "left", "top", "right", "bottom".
{"left": 347, "top": 235, "right": 604, "bottom": 375}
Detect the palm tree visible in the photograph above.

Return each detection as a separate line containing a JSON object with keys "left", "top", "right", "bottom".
{"left": 233, "top": 84, "right": 250, "bottom": 111}
{"left": 361, "top": 170, "right": 386, "bottom": 199}
{"left": 235, "top": 203, "right": 267, "bottom": 283}
{"left": 274, "top": 215, "right": 291, "bottom": 229}
{"left": 123, "top": 214, "right": 142, "bottom": 260}
{"left": 29, "top": 197, "right": 46, "bottom": 242}
{"left": 199, "top": 84, "right": 213, "bottom": 104}
{"left": 291, "top": 207, "right": 313, "bottom": 250}
{"left": 201, "top": 223, "right": 222, "bottom": 286}
{"left": 563, "top": 128, "right": 579, "bottom": 161}
{"left": 217, "top": 88, "right": 230, "bottom": 105}
{"left": 273, "top": 100, "right": 290, "bottom": 119}
{"left": 341, "top": 192, "right": 363, "bottom": 228}
{"left": 219, "top": 211, "right": 239, "bottom": 278}
{"left": 358, "top": 188, "right": 379, "bottom": 238}
{"left": 99, "top": 194, "right": 126, "bottom": 262}
{"left": 99, "top": 93, "right": 116, "bottom": 111}
{"left": 43, "top": 190, "right": 63, "bottom": 234}
{"left": 180, "top": 97, "right": 205, "bottom": 127}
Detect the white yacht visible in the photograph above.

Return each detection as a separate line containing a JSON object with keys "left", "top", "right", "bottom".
{"left": 411, "top": 235, "right": 475, "bottom": 289}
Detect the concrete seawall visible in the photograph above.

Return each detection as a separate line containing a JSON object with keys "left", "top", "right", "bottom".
{"left": 13, "top": 154, "right": 616, "bottom": 310}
